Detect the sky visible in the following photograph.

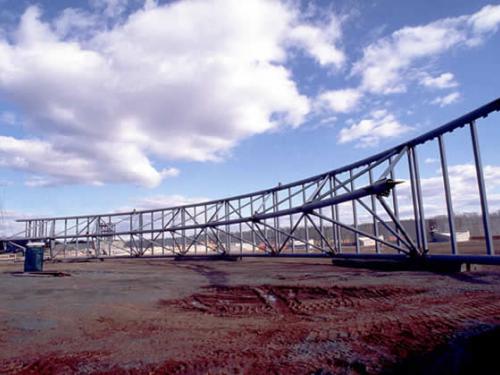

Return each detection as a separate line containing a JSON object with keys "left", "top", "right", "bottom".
{"left": 0, "top": 0, "right": 500, "bottom": 235}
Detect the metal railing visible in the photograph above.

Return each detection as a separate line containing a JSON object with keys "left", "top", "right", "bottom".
{"left": 2, "top": 98, "right": 500, "bottom": 264}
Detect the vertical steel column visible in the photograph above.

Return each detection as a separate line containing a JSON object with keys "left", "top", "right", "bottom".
{"left": 147, "top": 212, "right": 151, "bottom": 255}
{"left": 408, "top": 148, "right": 422, "bottom": 250}
{"left": 95, "top": 217, "right": 101, "bottom": 257}
{"left": 318, "top": 180, "right": 325, "bottom": 250}
{"left": 470, "top": 121, "right": 494, "bottom": 255}
{"left": 302, "top": 184, "right": 309, "bottom": 253}
{"left": 161, "top": 211, "right": 165, "bottom": 255}
{"left": 64, "top": 218, "right": 68, "bottom": 257}
{"left": 329, "top": 177, "right": 338, "bottom": 252}
{"left": 182, "top": 208, "right": 186, "bottom": 254}
{"left": 225, "top": 201, "right": 230, "bottom": 254}
{"left": 350, "top": 170, "right": 360, "bottom": 254}
{"left": 204, "top": 206, "right": 209, "bottom": 254}
{"left": 108, "top": 216, "right": 112, "bottom": 256}
{"left": 238, "top": 199, "right": 243, "bottom": 256}
{"left": 368, "top": 167, "right": 380, "bottom": 254}
{"left": 86, "top": 217, "right": 90, "bottom": 256}
{"left": 262, "top": 195, "right": 269, "bottom": 252}
{"left": 219, "top": 205, "right": 224, "bottom": 253}
{"left": 75, "top": 218, "right": 80, "bottom": 257}
{"left": 273, "top": 191, "right": 279, "bottom": 252}
{"left": 333, "top": 177, "right": 342, "bottom": 253}
{"left": 288, "top": 187, "right": 294, "bottom": 253}
{"left": 222, "top": 201, "right": 231, "bottom": 254}
{"left": 49, "top": 219, "right": 55, "bottom": 259}
{"left": 139, "top": 213, "right": 144, "bottom": 255}
{"left": 129, "top": 214, "right": 133, "bottom": 256}
{"left": 389, "top": 157, "right": 401, "bottom": 248}
{"left": 438, "top": 135, "right": 458, "bottom": 255}
{"left": 194, "top": 206, "right": 198, "bottom": 255}
{"left": 212, "top": 204, "right": 217, "bottom": 253}
{"left": 411, "top": 148, "right": 428, "bottom": 252}
{"left": 250, "top": 198, "right": 256, "bottom": 253}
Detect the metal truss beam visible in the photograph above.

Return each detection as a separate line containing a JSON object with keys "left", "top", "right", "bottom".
{"left": 2, "top": 98, "right": 499, "bottom": 265}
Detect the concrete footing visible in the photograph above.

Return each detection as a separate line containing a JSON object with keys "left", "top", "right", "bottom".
{"left": 10, "top": 271, "right": 71, "bottom": 277}
{"left": 331, "top": 258, "right": 480, "bottom": 273}
{"left": 173, "top": 254, "right": 241, "bottom": 262}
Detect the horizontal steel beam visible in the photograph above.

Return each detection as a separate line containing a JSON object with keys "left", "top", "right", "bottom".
{"left": 4, "top": 179, "right": 400, "bottom": 242}
{"left": 331, "top": 253, "right": 500, "bottom": 266}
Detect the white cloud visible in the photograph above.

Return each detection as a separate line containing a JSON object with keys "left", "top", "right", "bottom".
{"left": 352, "top": 4, "right": 500, "bottom": 94}
{"left": 419, "top": 72, "right": 458, "bottom": 89}
{"left": 425, "top": 157, "right": 439, "bottom": 164}
{"left": 337, "top": 109, "right": 411, "bottom": 147}
{"left": 318, "top": 115, "right": 337, "bottom": 126}
{"left": 0, "top": 135, "right": 179, "bottom": 187}
{"left": 288, "top": 15, "right": 345, "bottom": 68}
{"left": 317, "top": 88, "right": 362, "bottom": 113}
{"left": 352, "top": 20, "right": 463, "bottom": 94}
{"left": 468, "top": 4, "right": 500, "bottom": 34}
{"left": 0, "top": 1, "right": 344, "bottom": 187}
{"left": 431, "top": 92, "right": 461, "bottom": 107}
{"left": 316, "top": 4, "right": 500, "bottom": 132}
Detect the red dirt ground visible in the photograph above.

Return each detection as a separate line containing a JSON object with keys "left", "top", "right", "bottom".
{"left": 0, "top": 258, "right": 499, "bottom": 374}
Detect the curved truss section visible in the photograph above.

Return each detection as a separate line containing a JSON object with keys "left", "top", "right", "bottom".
{"left": 2, "top": 98, "right": 500, "bottom": 262}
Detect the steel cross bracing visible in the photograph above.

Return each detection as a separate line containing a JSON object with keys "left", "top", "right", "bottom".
{"left": 2, "top": 98, "right": 500, "bottom": 265}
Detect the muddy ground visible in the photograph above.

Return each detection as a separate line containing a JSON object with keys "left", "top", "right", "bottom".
{"left": 0, "top": 258, "right": 499, "bottom": 374}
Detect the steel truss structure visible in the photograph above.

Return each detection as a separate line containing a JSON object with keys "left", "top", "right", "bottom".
{"left": 2, "top": 98, "right": 500, "bottom": 264}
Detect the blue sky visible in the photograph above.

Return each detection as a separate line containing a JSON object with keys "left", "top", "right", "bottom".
{"left": 0, "top": 0, "right": 500, "bottom": 234}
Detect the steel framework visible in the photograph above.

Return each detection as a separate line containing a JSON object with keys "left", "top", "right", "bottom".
{"left": 2, "top": 98, "right": 500, "bottom": 264}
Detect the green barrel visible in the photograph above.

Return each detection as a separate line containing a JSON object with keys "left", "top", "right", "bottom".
{"left": 24, "top": 247, "right": 44, "bottom": 272}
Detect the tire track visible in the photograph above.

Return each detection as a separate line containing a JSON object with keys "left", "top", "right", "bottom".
{"left": 163, "top": 284, "right": 428, "bottom": 317}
